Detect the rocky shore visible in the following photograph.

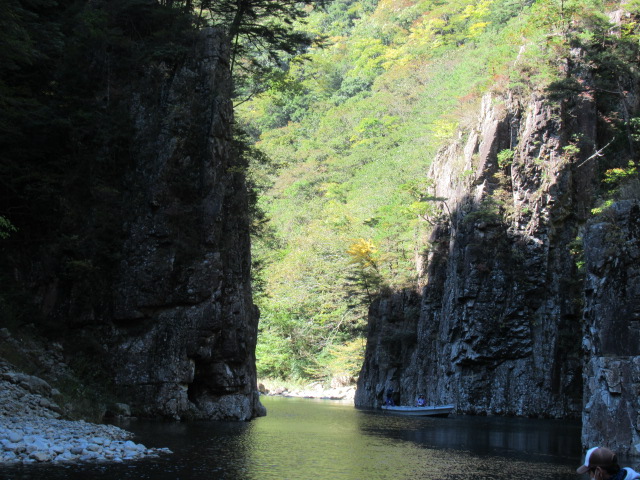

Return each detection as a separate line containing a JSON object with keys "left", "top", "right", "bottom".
{"left": 0, "top": 330, "right": 171, "bottom": 465}
{"left": 0, "top": 417, "right": 171, "bottom": 464}
{"left": 0, "top": 369, "right": 172, "bottom": 465}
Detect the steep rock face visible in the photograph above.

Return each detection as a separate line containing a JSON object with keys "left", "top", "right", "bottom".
{"left": 581, "top": 201, "right": 640, "bottom": 455}
{"left": 357, "top": 55, "right": 640, "bottom": 451}
{"left": 356, "top": 92, "right": 593, "bottom": 418}
{"left": 2, "top": 18, "right": 261, "bottom": 421}
{"left": 108, "top": 28, "right": 262, "bottom": 420}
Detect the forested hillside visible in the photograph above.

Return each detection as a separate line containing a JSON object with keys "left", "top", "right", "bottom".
{"left": 239, "top": 0, "right": 640, "bottom": 383}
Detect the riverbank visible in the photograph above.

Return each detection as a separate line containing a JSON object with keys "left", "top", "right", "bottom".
{"left": 0, "top": 327, "right": 353, "bottom": 465}
{"left": 0, "top": 417, "right": 171, "bottom": 464}
{"left": 258, "top": 379, "right": 356, "bottom": 403}
{"left": 0, "top": 363, "right": 172, "bottom": 464}
{"left": 0, "top": 328, "right": 170, "bottom": 465}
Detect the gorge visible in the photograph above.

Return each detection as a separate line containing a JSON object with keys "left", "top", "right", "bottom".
{"left": 1, "top": 0, "right": 640, "bottom": 462}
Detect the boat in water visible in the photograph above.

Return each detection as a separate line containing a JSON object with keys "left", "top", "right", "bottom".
{"left": 380, "top": 404, "right": 455, "bottom": 417}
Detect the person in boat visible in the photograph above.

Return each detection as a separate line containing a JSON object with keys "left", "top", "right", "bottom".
{"left": 576, "top": 447, "right": 640, "bottom": 480}
{"left": 385, "top": 388, "right": 395, "bottom": 406}
{"left": 415, "top": 394, "right": 426, "bottom": 407}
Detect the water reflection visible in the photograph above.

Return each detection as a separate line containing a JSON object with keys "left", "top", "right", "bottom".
{"left": 0, "top": 397, "right": 583, "bottom": 480}
{"left": 358, "top": 408, "right": 582, "bottom": 477}
{"left": 357, "top": 410, "right": 580, "bottom": 459}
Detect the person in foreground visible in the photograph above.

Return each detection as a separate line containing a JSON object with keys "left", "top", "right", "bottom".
{"left": 577, "top": 447, "right": 640, "bottom": 480}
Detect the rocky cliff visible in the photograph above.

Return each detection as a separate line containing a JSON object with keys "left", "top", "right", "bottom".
{"left": 107, "top": 28, "right": 262, "bottom": 420}
{"left": 356, "top": 83, "right": 640, "bottom": 453}
{"left": 581, "top": 200, "right": 640, "bottom": 454}
{"left": 356, "top": 91, "right": 588, "bottom": 417}
{"left": 2, "top": 27, "right": 262, "bottom": 421}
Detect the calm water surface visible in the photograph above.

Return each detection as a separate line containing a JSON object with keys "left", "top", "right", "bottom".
{"left": 1, "top": 396, "right": 584, "bottom": 480}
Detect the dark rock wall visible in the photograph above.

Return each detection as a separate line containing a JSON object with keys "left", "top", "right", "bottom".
{"left": 581, "top": 201, "right": 640, "bottom": 454}
{"left": 4, "top": 27, "right": 262, "bottom": 421}
{"left": 357, "top": 74, "right": 640, "bottom": 452}
{"left": 356, "top": 92, "right": 593, "bottom": 419}
{"left": 108, "top": 28, "right": 261, "bottom": 420}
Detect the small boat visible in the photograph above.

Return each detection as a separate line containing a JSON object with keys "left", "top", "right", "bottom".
{"left": 380, "top": 404, "right": 455, "bottom": 417}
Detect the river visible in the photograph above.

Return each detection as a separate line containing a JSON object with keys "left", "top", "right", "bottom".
{"left": 0, "top": 396, "right": 584, "bottom": 480}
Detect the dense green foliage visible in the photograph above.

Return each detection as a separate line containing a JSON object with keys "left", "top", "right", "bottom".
{"left": 240, "top": 0, "right": 640, "bottom": 382}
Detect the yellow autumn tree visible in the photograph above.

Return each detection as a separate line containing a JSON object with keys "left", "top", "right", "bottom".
{"left": 346, "top": 238, "right": 379, "bottom": 270}
{"left": 345, "top": 238, "right": 382, "bottom": 305}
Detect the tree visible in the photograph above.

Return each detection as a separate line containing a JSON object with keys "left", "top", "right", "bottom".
{"left": 345, "top": 238, "right": 383, "bottom": 305}
{"left": 0, "top": 216, "right": 17, "bottom": 240}
{"left": 158, "top": 1, "right": 329, "bottom": 101}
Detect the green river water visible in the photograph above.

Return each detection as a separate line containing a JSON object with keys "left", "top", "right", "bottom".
{"left": 0, "top": 395, "right": 587, "bottom": 480}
